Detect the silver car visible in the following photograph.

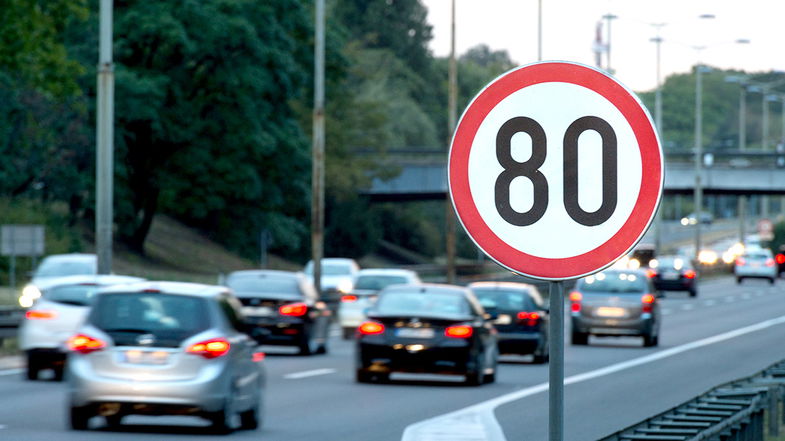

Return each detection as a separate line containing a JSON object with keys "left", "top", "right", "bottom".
{"left": 66, "top": 281, "right": 265, "bottom": 433}
{"left": 734, "top": 248, "right": 777, "bottom": 284}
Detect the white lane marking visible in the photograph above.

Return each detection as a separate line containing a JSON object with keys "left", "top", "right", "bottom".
{"left": 402, "top": 314, "right": 785, "bottom": 441}
{"left": 0, "top": 369, "right": 22, "bottom": 377}
{"left": 284, "top": 368, "right": 336, "bottom": 380}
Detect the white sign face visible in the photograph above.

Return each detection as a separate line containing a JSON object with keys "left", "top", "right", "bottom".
{"left": 449, "top": 62, "right": 663, "bottom": 280}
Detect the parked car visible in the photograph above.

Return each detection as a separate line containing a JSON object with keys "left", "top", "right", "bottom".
{"left": 356, "top": 283, "right": 498, "bottom": 385}
{"left": 19, "top": 253, "right": 97, "bottom": 307}
{"left": 225, "top": 270, "right": 330, "bottom": 355}
{"left": 338, "top": 268, "right": 421, "bottom": 339}
{"left": 569, "top": 269, "right": 661, "bottom": 347}
{"left": 468, "top": 281, "right": 549, "bottom": 363}
{"left": 734, "top": 249, "right": 777, "bottom": 284}
{"left": 648, "top": 255, "right": 698, "bottom": 297}
{"left": 66, "top": 281, "right": 265, "bottom": 432}
{"left": 18, "top": 274, "right": 145, "bottom": 381}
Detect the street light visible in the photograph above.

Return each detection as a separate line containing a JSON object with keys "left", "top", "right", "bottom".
{"left": 724, "top": 75, "right": 749, "bottom": 151}
{"left": 602, "top": 13, "right": 618, "bottom": 74}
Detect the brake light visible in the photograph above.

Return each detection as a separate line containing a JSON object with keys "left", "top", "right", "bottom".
{"left": 67, "top": 334, "right": 106, "bottom": 354}
{"left": 517, "top": 311, "right": 541, "bottom": 326}
{"left": 445, "top": 325, "right": 473, "bottom": 338}
{"left": 569, "top": 291, "right": 582, "bottom": 313}
{"left": 25, "top": 310, "right": 57, "bottom": 320}
{"left": 279, "top": 302, "right": 308, "bottom": 317}
{"left": 736, "top": 258, "right": 746, "bottom": 266}
{"left": 777, "top": 254, "right": 785, "bottom": 265}
{"left": 766, "top": 258, "right": 775, "bottom": 267}
{"left": 645, "top": 269, "right": 657, "bottom": 278}
{"left": 358, "top": 321, "right": 384, "bottom": 335}
{"left": 187, "top": 338, "right": 231, "bottom": 359}
{"left": 341, "top": 295, "right": 358, "bottom": 303}
{"left": 684, "top": 269, "right": 696, "bottom": 279}
{"left": 642, "top": 293, "right": 656, "bottom": 314}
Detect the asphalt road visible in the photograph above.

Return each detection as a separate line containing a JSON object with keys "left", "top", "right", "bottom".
{"left": 1, "top": 274, "right": 784, "bottom": 441}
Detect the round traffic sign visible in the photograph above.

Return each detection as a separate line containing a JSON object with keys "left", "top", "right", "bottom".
{"left": 448, "top": 61, "right": 663, "bottom": 280}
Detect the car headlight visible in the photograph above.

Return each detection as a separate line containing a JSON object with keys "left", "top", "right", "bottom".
{"left": 22, "top": 284, "right": 41, "bottom": 299}
{"left": 337, "top": 280, "right": 353, "bottom": 294}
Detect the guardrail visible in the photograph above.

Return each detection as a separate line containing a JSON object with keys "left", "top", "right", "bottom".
{"left": 600, "top": 359, "right": 785, "bottom": 441}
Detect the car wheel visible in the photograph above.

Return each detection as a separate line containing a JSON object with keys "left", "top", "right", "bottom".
{"left": 342, "top": 327, "right": 354, "bottom": 340}
{"left": 532, "top": 352, "right": 549, "bottom": 364}
{"left": 239, "top": 401, "right": 260, "bottom": 430}
{"left": 571, "top": 331, "right": 589, "bottom": 345}
{"left": 69, "top": 405, "right": 91, "bottom": 431}
{"left": 689, "top": 288, "right": 697, "bottom": 298}
{"left": 770, "top": 278, "right": 776, "bottom": 285}
{"left": 736, "top": 277, "right": 743, "bottom": 284}
{"left": 25, "top": 355, "right": 39, "bottom": 381}
{"left": 643, "top": 333, "right": 658, "bottom": 347}
{"left": 53, "top": 365, "right": 65, "bottom": 382}
{"left": 464, "top": 353, "right": 484, "bottom": 386}
{"left": 298, "top": 333, "right": 319, "bottom": 356}
{"left": 104, "top": 414, "right": 123, "bottom": 428}
{"left": 356, "top": 369, "right": 374, "bottom": 383}
{"left": 208, "top": 402, "right": 234, "bottom": 434}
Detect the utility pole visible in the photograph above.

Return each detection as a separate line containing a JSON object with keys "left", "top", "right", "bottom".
{"left": 96, "top": 0, "right": 114, "bottom": 275}
{"left": 311, "top": 0, "right": 325, "bottom": 295}
{"left": 445, "top": 0, "right": 457, "bottom": 284}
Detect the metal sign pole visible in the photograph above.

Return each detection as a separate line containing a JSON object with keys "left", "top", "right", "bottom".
{"left": 549, "top": 280, "right": 564, "bottom": 441}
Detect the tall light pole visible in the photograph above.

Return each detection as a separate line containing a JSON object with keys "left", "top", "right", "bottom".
{"left": 650, "top": 23, "right": 665, "bottom": 254}
{"left": 96, "top": 0, "right": 114, "bottom": 275}
{"left": 603, "top": 13, "right": 617, "bottom": 74}
{"left": 311, "top": 0, "right": 325, "bottom": 296}
{"left": 445, "top": 0, "right": 457, "bottom": 284}
{"left": 693, "top": 60, "right": 707, "bottom": 264}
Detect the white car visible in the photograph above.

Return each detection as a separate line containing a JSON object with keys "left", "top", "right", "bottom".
{"left": 19, "top": 253, "right": 97, "bottom": 307}
{"left": 338, "top": 268, "right": 421, "bottom": 339}
{"left": 734, "top": 249, "right": 777, "bottom": 284}
{"left": 18, "top": 274, "right": 144, "bottom": 380}
{"left": 303, "top": 258, "right": 360, "bottom": 304}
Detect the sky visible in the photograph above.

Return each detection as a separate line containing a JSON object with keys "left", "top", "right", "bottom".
{"left": 421, "top": 0, "right": 785, "bottom": 92}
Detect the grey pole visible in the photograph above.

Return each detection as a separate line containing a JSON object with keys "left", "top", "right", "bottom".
{"left": 740, "top": 85, "right": 747, "bottom": 151}
{"left": 549, "top": 280, "right": 564, "bottom": 441}
{"left": 445, "top": 0, "right": 457, "bottom": 284}
{"left": 603, "top": 14, "right": 617, "bottom": 74}
{"left": 96, "top": 0, "right": 114, "bottom": 275}
{"left": 652, "top": 33, "right": 663, "bottom": 253}
{"left": 693, "top": 64, "right": 704, "bottom": 265}
{"left": 311, "top": 0, "right": 325, "bottom": 296}
{"left": 762, "top": 92, "right": 770, "bottom": 219}
{"left": 537, "top": 0, "right": 542, "bottom": 61}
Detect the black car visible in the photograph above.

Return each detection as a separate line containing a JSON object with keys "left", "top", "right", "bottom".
{"left": 776, "top": 245, "right": 785, "bottom": 276}
{"left": 225, "top": 270, "right": 331, "bottom": 355}
{"left": 356, "top": 284, "right": 498, "bottom": 385}
{"left": 648, "top": 255, "right": 698, "bottom": 297}
{"left": 468, "top": 281, "right": 549, "bottom": 363}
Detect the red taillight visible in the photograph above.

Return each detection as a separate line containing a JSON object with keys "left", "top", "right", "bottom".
{"left": 187, "top": 338, "right": 231, "bottom": 359}
{"left": 252, "top": 352, "right": 266, "bottom": 362}
{"left": 358, "top": 321, "right": 384, "bottom": 335}
{"left": 279, "top": 302, "right": 308, "bottom": 317}
{"left": 777, "top": 254, "right": 785, "bottom": 265}
{"left": 766, "top": 258, "right": 775, "bottom": 267}
{"left": 517, "top": 311, "right": 541, "bottom": 326}
{"left": 341, "top": 295, "right": 358, "bottom": 303}
{"left": 736, "top": 258, "right": 746, "bottom": 266}
{"left": 445, "top": 325, "right": 474, "bottom": 338}
{"left": 684, "top": 269, "right": 696, "bottom": 279}
{"left": 569, "top": 291, "right": 582, "bottom": 313}
{"left": 642, "top": 293, "right": 656, "bottom": 314}
{"left": 25, "top": 310, "right": 57, "bottom": 320}
{"left": 67, "top": 334, "right": 106, "bottom": 354}
{"left": 645, "top": 269, "right": 657, "bottom": 278}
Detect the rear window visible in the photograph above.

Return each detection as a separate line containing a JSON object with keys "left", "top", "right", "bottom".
{"left": 304, "top": 262, "right": 354, "bottom": 276}
{"left": 35, "top": 260, "right": 95, "bottom": 278}
{"left": 745, "top": 252, "right": 771, "bottom": 260}
{"left": 226, "top": 274, "right": 302, "bottom": 299}
{"left": 43, "top": 284, "right": 100, "bottom": 306}
{"left": 89, "top": 293, "right": 210, "bottom": 347}
{"left": 577, "top": 272, "right": 648, "bottom": 293}
{"left": 472, "top": 289, "right": 537, "bottom": 312}
{"left": 654, "top": 257, "right": 692, "bottom": 270}
{"left": 355, "top": 275, "right": 409, "bottom": 291}
{"left": 375, "top": 291, "right": 469, "bottom": 316}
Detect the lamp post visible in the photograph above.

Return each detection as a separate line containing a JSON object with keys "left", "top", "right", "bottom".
{"left": 603, "top": 13, "right": 618, "bottom": 74}
{"left": 693, "top": 61, "right": 708, "bottom": 264}
{"left": 96, "top": 0, "right": 114, "bottom": 275}
{"left": 650, "top": 23, "right": 665, "bottom": 254}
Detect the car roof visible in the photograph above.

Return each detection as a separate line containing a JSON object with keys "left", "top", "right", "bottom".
{"left": 356, "top": 268, "right": 417, "bottom": 277}
{"left": 39, "top": 253, "right": 96, "bottom": 263}
{"left": 467, "top": 281, "right": 538, "bottom": 290}
{"left": 381, "top": 283, "right": 469, "bottom": 296}
{"left": 96, "top": 281, "right": 230, "bottom": 298}
{"left": 228, "top": 269, "right": 303, "bottom": 280}
{"left": 35, "top": 274, "right": 146, "bottom": 290}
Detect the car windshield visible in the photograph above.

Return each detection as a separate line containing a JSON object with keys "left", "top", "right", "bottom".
{"left": 355, "top": 275, "right": 409, "bottom": 291}
{"left": 375, "top": 291, "right": 469, "bottom": 316}
{"left": 578, "top": 272, "right": 647, "bottom": 293}
{"left": 227, "top": 275, "right": 300, "bottom": 296}
{"left": 89, "top": 293, "right": 209, "bottom": 347}
{"left": 43, "top": 284, "right": 100, "bottom": 306}
{"left": 35, "top": 260, "right": 94, "bottom": 278}
{"left": 472, "top": 288, "right": 537, "bottom": 312}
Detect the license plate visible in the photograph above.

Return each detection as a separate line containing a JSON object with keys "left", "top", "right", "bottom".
{"left": 595, "top": 307, "right": 626, "bottom": 318}
{"left": 243, "top": 306, "right": 274, "bottom": 317}
{"left": 124, "top": 350, "right": 169, "bottom": 365}
{"left": 663, "top": 272, "right": 679, "bottom": 280}
{"left": 494, "top": 314, "right": 512, "bottom": 325}
{"left": 396, "top": 328, "right": 435, "bottom": 338}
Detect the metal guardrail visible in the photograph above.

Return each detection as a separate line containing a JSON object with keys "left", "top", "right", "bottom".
{"left": 600, "top": 359, "right": 785, "bottom": 441}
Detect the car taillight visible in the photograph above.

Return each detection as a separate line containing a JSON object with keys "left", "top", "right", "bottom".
{"left": 569, "top": 291, "right": 582, "bottom": 313}
{"left": 736, "top": 258, "right": 746, "bottom": 266}
{"left": 641, "top": 293, "right": 656, "bottom": 314}
{"left": 67, "top": 334, "right": 106, "bottom": 354}
{"left": 517, "top": 311, "right": 541, "bottom": 326}
{"left": 777, "top": 254, "right": 785, "bottom": 265}
{"left": 341, "top": 295, "right": 358, "bottom": 303}
{"left": 358, "top": 321, "right": 384, "bottom": 335}
{"left": 645, "top": 269, "right": 657, "bottom": 278}
{"left": 684, "top": 269, "right": 696, "bottom": 279}
{"left": 445, "top": 325, "right": 473, "bottom": 338}
{"left": 187, "top": 338, "right": 231, "bottom": 359}
{"left": 279, "top": 302, "right": 308, "bottom": 317}
{"left": 25, "top": 310, "right": 57, "bottom": 320}
{"left": 766, "top": 258, "right": 775, "bottom": 267}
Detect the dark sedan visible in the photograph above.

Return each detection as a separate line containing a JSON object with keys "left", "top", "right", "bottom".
{"left": 468, "top": 281, "right": 549, "bottom": 363}
{"left": 648, "top": 255, "right": 698, "bottom": 297}
{"left": 225, "top": 270, "right": 331, "bottom": 355}
{"left": 356, "top": 284, "right": 498, "bottom": 385}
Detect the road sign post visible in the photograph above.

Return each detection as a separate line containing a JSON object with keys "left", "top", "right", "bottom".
{"left": 447, "top": 61, "right": 663, "bottom": 440}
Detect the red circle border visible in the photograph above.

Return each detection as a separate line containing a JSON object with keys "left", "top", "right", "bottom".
{"left": 448, "top": 62, "right": 663, "bottom": 280}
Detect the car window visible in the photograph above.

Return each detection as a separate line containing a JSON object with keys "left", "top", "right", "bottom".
{"left": 745, "top": 252, "right": 771, "bottom": 260}
{"left": 226, "top": 275, "right": 302, "bottom": 299}
{"left": 35, "top": 260, "right": 95, "bottom": 278}
{"left": 577, "top": 272, "right": 647, "bottom": 293}
{"left": 89, "top": 293, "right": 210, "bottom": 347}
{"left": 355, "top": 275, "right": 410, "bottom": 291}
{"left": 375, "top": 292, "right": 469, "bottom": 316}
{"left": 472, "top": 289, "right": 537, "bottom": 312}
{"left": 43, "top": 284, "right": 100, "bottom": 306}
{"left": 655, "top": 257, "right": 691, "bottom": 270}
{"left": 217, "top": 295, "right": 244, "bottom": 332}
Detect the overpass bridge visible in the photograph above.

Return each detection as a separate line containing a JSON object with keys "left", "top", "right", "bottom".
{"left": 363, "top": 150, "right": 785, "bottom": 201}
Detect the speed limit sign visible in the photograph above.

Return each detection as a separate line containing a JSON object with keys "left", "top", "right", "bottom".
{"left": 449, "top": 61, "right": 663, "bottom": 280}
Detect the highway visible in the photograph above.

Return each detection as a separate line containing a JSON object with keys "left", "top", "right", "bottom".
{"left": 1, "top": 274, "right": 784, "bottom": 441}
